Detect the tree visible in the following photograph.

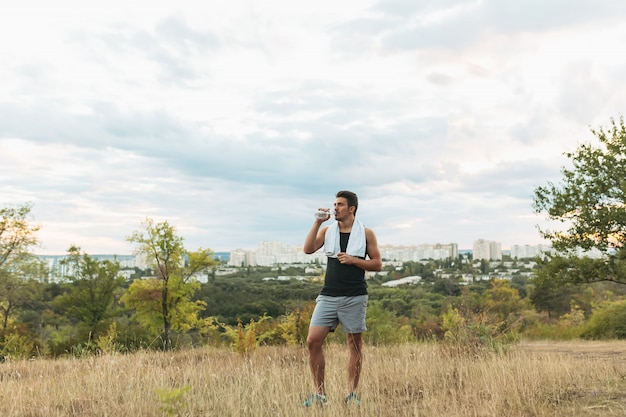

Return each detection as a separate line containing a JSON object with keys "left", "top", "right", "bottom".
{"left": 432, "top": 278, "right": 461, "bottom": 296}
{"left": 0, "top": 257, "right": 44, "bottom": 343}
{"left": 52, "top": 246, "right": 125, "bottom": 339}
{"left": 0, "top": 203, "right": 40, "bottom": 268}
{"left": 482, "top": 279, "right": 524, "bottom": 322}
{"left": 121, "top": 276, "right": 205, "bottom": 339}
{"left": 0, "top": 203, "right": 41, "bottom": 344}
{"left": 126, "top": 218, "right": 218, "bottom": 350}
{"left": 533, "top": 117, "right": 626, "bottom": 284}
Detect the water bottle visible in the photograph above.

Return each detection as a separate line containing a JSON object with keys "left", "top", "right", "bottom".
{"left": 315, "top": 210, "right": 330, "bottom": 219}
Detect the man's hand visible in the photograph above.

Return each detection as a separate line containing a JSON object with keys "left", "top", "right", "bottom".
{"left": 337, "top": 252, "right": 356, "bottom": 265}
{"left": 315, "top": 208, "right": 331, "bottom": 222}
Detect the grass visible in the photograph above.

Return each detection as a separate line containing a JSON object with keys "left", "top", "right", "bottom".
{"left": 1, "top": 341, "right": 626, "bottom": 416}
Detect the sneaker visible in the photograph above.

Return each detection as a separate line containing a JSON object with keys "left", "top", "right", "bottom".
{"left": 344, "top": 392, "right": 361, "bottom": 406}
{"left": 304, "top": 393, "right": 328, "bottom": 407}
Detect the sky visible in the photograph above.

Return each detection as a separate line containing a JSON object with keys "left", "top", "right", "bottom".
{"left": 2, "top": 0, "right": 626, "bottom": 255}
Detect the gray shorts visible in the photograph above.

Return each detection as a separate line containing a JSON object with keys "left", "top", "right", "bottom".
{"left": 310, "top": 294, "right": 368, "bottom": 334}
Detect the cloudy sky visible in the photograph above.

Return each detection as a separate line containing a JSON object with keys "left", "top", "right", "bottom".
{"left": 2, "top": 0, "right": 626, "bottom": 255}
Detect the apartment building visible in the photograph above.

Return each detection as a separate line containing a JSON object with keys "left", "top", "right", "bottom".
{"left": 472, "top": 239, "right": 502, "bottom": 261}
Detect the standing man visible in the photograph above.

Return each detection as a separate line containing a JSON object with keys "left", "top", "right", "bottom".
{"left": 302, "top": 190, "right": 382, "bottom": 407}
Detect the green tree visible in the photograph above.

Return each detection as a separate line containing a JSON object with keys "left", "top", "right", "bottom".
{"left": 121, "top": 276, "right": 205, "bottom": 340}
{"left": 483, "top": 279, "right": 524, "bottom": 322}
{"left": 529, "top": 273, "right": 574, "bottom": 320}
{"left": 533, "top": 117, "right": 626, "bottom": 284}
{"left": 52, "top": 246, "right": 125, "bottom": 339}
{"left": 126, "top": 218, "right": 218, "bottom": 350}
{"left": 0, "top": 203, "right": 41, "bottom": 344}
{"left": 0, "top": 203, "right": 40, "bottom": 268}
{"left": 0, "top": 264, "right": 43, "bottom": 343}
{"left": 479, "top": 259, "right": 490, "bottom": 275}
{"left": 432, "top": 278, "right": 461, "bottom": 296}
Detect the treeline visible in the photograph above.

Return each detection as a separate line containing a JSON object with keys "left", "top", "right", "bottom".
{"left": 4, "top": 252, "right": 626, "bottom": 358}
{"left": 4, "top": 203, "right": 626, "bottom": 359}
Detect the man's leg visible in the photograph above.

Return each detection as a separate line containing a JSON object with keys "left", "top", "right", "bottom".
{"left": 346, "top": 332, "right": 363, "bottom": 393}
{"left": 307, "top": 325, "right": 331, "bottom": 394}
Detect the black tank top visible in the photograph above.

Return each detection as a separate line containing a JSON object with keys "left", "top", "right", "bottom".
{"left": 320, "top": 231, "right": 368, "bottom": 297}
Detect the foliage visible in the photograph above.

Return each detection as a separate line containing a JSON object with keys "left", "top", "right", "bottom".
{"left": 0, "top": 271, "right": 41, "bottom": 344}
{"left": 364, "top": 302, "right": 413, "bottom": 345}
{"left": 0, "top": 203, "right": 40, "bottom": 268}
{"left": 440, "top": 305, "right": 517, "bottom": 357}
{"left": 369, "top": 285, "right": 445, "bottom": 322}
{"left": 0, "top": 203, "right": 41, "bottom": 345}
{"left": 70, "top": 340, "right": 100, "bottom": 358}
{"left": 482, "top": 278, "right": 526, "bottom": 322}
{"left": 582, "top": 299, "right": 626, "bottom": 339}
{"left": 533, "top": 116, "right": 626, "bottom": 285}
{"left": 231, "top": 319, "right": 259, "bottom": 355}
{"left": 121, "top": 277, "right": 206, "bottom": 341}
{"left": 96, "top": 322, "right": 121, "bottom": 354}
{"left": 0, "top": 333, "right": 35, "bottom": 359}
{"left": 196, "top": 276, "right": 319, "bottom": 325}
{"left": 5, "top": 206, "right": 626, "bottom": 355}
{"left": 559, "top": 301, "right": 586, "bottom": 327}
{"left": 276, "top": 304, "right": 313, "bottom": 346}
{"left": 194, "top": 316, "right": 228, "bottom": 346}
{"left": 439, "top": 281, "right": 526, "bottom": 356}
{"left": 529, "top": 269, "right": 578, "bottom": 319}
{"left": 222, "top": 306, "right": 316, "bottom": 354}
{"left": 534, "top": 251, "right": 626, "bottom": 286}
{"left": 432, "top": 278, "right": 461, "bottom": 296}
{"left": 53, "top": 246, "right": 125, "bottom": 339}
{"left": 126, "top": 218, "right": 218, "bottom": 350}
{"left": 156, "top": 385, "right": 191, "bottom": 417}
{"left": 534, "top": 116, "right": 626, "bottom": 252}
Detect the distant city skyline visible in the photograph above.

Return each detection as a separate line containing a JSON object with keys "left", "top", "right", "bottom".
{"left": 34, "top": 238, "right": 545, "bottom": 257}
{"left": 36, "top": 240, "right": 554, "bottom": 282}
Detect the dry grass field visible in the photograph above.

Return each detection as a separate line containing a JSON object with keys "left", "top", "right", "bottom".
{"left": 1, "top": 340, "right": 626, "bottom": 416}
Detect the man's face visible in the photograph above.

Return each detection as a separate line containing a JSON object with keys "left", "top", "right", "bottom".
{"left": 333, "top": 197, "right": 353, "bottom": 220}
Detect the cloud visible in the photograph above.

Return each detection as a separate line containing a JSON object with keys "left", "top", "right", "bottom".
{"left": 2, "top": 0, "right": 625, "bottom": 255}
{"left": 332, "top": 0, "right": 626, "bottom": 53}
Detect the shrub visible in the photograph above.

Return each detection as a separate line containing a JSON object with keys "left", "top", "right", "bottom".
{"left": 364, "top": 302, "right": 413, "bottom": 345}
{"left": 440, "top": 305, "right": 517, "bottom": 357}
{"left": 582, "top": 300, "right": 626, "bottom": 339}
{"left": 0, "top": 334, "right": 35, "bottom": 359}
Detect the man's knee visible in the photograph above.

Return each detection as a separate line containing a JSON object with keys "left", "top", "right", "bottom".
{"left": 307, "top": 334, "right": 323, "bottom": 351}
{"left": 307, "top": 327, "right": 329, "bottom": 351}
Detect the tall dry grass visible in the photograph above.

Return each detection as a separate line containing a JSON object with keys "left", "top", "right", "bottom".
{"left": 1, "top": 341, "right": 626, "bottom": 416}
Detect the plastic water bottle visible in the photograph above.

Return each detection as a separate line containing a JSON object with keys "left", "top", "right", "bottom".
{"left": 315, "top": 210, "right": 330, "bottom": 219}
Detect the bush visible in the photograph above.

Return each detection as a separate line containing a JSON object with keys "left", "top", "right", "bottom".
{"left": 440, "top": 306, "right": 517, "bottom": 357}
{"left": 0, "top": 334, "right": 36, "bottom": 359}
{"left": 582, "top": 300, "right": 626, "bottom": 339}
{"left": 364, "top": 302, "right": 413, "bottom": 345}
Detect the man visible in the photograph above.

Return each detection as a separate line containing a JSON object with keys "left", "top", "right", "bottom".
{"left": 302, "top": 190, "right": 382, "bottom": 407}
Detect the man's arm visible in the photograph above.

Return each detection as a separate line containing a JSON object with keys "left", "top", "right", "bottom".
{"left": 336, "top": 227, "right": 383, "bottom": 271}
{"left": 303, "top": 219, "right": 328, "bottom": 254}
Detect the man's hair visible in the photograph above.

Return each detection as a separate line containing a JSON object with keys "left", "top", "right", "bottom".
{"left": 336, "top": 190, "right": 358, "bottom": 215}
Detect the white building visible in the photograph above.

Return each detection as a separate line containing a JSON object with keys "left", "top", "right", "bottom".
{"left": 510, "top": 244, "right": 554, "bottom": 259}
{"left": 229, "top": 241, "right": 336, "bottom": 267}
{"left": 228, "top": 249, "right": 257, "bottom": 267}
{"left": 473, "top": 239, "right": 502, "bottom": 261}
{"left": 379, "top": 243, "right": 458, "bottom": 262}
{"left": 381, "top": 275, "right": 422, "bottom": 287}
{"left": 39, "top": 254, "right": 140, "bottom": 281}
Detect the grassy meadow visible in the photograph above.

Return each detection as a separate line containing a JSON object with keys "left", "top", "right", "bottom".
{"left": 1, "top": 341, "right": 626, "bottom": 416}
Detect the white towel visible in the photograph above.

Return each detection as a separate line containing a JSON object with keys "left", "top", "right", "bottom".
{"left": 324, "top": 218, "right": 366, "bottom": 258}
